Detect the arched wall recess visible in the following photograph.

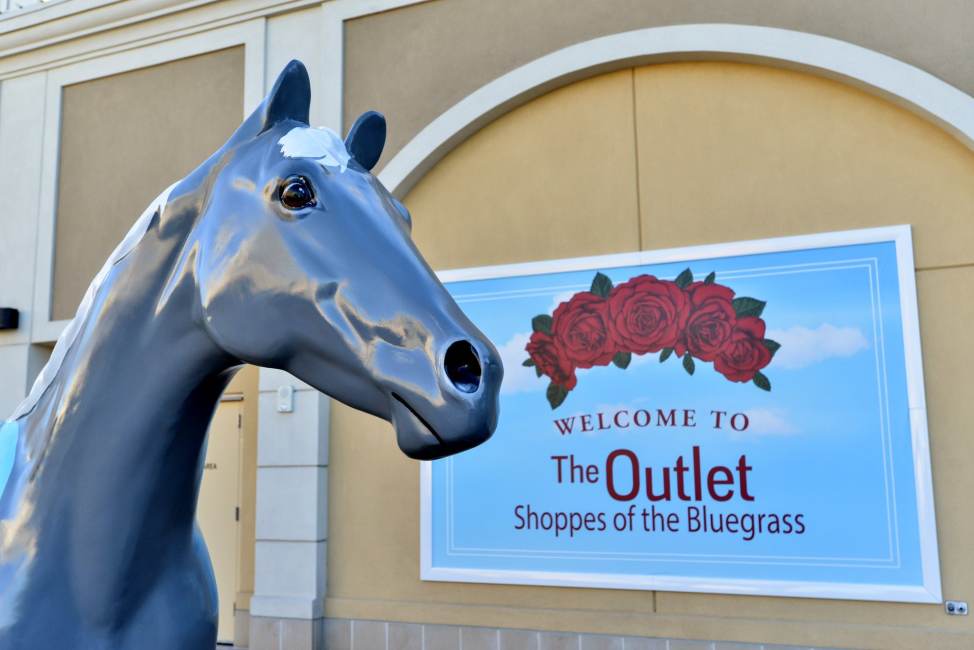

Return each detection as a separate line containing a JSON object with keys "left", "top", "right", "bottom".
{"left": 379, "top": 23, "right": 974, "bottom": 198}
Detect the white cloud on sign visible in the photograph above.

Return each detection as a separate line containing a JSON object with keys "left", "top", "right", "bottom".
{"left": 737, "top": 408, "right": 800, "bottom": 438}
{"left": 766, "top": 323, "right": 869, "bottom": 370}
{"left": 497, "top": 331, "right": 546, "bottom": 395}
{"left": 548, "top": 290, "right": 577, "bottom": 313}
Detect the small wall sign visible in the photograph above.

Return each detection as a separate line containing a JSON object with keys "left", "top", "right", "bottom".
{"left": 423, "top": 226, "right": 941, "bottom": 603}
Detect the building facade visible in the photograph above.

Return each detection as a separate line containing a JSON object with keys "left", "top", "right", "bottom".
{"left": 0, "top": 1, "right": 972, "bottom": 649}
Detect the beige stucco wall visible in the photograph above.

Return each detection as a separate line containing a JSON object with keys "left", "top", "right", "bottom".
{"left": 326, "top": 62, "right": 974, "bottom": 649}
{"left": 344, "top": 0, "right": 974, "bottom": 172}
{"left": 53, "top": 46, "right": 244, "bottom": 321}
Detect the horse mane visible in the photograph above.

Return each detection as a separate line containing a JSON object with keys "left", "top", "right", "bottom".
{"left": 9, "top": 183, "right": 177, "bottom": 423}
{"left": 6, "top": 122, "right": 335, "bottom": 432}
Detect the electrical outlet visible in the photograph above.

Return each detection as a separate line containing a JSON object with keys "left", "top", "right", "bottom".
{"left": 276, "top": 385, "right": 295, "bottom": 413}
{"left": 945, "top": 600, "right": 968, "bottom": 616}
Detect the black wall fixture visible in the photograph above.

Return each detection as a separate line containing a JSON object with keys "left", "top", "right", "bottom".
{"left": 0, "top": 308, "right": 19, "bottom": 330}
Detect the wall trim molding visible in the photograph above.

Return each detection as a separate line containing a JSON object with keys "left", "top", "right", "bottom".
{"left": 377, "top": 23, "right": 974, "bottom": 198}
{"left": 0, "top": 0, "right": 320, "bottom": 79}
{"left": 0, "top": 0, "right": 137, "bottom": 35}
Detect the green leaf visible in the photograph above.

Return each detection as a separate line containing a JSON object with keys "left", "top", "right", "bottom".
{"left": 547, "top": 383, "right": 569, "bottom": 409}
{"left": 612, "top": 351, "right": 632, "bottom": 369}
{"left": 704, "top": 271, "right": 716, "bottom": 285}
{"left": 590, "top": 272, "right": 613, "bottom": 298}
{"left": 682, "top": 353, "right": 695, "bottom": 375}
{"left": 762, "top": 339, "right": 781, "bottom": 356}
{"left": 531, "top": 314, "right": 553, "bottom": 334}
{"left": 753, "top": 371, "right": 771, "bottom": 391}
{"left": 522, "top": 358, "right": 536, "bottom": 367}
{"left": 659, "top": 348, "right": 674, "bottom": 363}
{"left": 674, "top": 268, "right": 694, "bottom": 288}
{"left": 732, "top": 297, "right": 766, "bottom": 318}
{"left": 535, "top": 366, "right": 543, "bottom": 377}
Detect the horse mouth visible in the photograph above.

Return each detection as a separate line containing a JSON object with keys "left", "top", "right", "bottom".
{"left": 390, "top": 392, "right": 485, "bottom": 461}
{"left": 392, "top": 393, "right": 445, "bottom": 445}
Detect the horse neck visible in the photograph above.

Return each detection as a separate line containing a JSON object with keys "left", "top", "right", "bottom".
{"left": 19, "top": 186, "right": 238, "bottom": 519}
{"left": 0, "top": 192, "right": 242, "bottom": 624}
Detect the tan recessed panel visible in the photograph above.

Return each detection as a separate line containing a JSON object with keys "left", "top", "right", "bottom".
{"left": 634, "top": 62, "right": 974, "bottom": 269}
{"left": 404, "top": 68, "right": 640, "bottom": 270}
{"left": 52, "top": 46, "right": 244, "bottom": 321}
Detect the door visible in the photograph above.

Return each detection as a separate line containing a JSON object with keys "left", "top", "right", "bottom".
{"left": 197, "top": 396, "right": 243, "bottom": 644}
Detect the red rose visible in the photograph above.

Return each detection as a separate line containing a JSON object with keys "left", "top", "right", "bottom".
{"left": 607, "top": 275, "right": 688, "bottom": 354}
{"left": 551, "top": 292, "right": 616, "bottom": 369}
{"left": 714, "top": 317, "right": 773, "bottom": 382}
{"left": 676, "top": 282, "right": 737, "bottom": 361}
{"left": 525, "top": 331, "right": 577, "bottom": 389}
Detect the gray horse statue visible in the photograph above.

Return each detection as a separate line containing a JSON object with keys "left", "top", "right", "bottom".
{"left": 0, "top": 60, "right": 502, "bottom": 649}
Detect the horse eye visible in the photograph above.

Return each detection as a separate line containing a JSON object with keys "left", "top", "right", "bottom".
{"left": 279, "top": 176, "right": 316, "bottom": 210}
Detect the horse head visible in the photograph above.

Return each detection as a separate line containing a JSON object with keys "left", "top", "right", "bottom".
{"left": 191, "top": 61, "right": 502, "bottom": 460}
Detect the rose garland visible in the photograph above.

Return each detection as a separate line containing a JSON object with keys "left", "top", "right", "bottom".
{"left": 523, "top": 269, "right": 781, "bottom": 409}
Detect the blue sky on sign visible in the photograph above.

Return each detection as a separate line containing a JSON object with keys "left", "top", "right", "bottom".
{"left": 433, "top": 240, "right": 923, "bottom": 587}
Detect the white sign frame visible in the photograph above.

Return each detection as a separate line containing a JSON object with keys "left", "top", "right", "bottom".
{"left": 422, "top": 224, "right": 941, "bottom": 603}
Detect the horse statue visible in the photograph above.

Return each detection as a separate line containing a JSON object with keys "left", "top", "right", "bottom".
{"left": 0, "top": 60, "right": 502, "bottom": 649}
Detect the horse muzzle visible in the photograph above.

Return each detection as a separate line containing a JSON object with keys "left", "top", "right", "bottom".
{"left": 388, "top": 339, "right": 502, "bottom": 460}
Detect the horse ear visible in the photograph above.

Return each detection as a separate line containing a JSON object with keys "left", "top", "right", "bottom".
{"left": 345, "top": 111, "right": 386, "bottom": 171}
{"left": 262, "top": 60, "right": 311, "bottom": 130}
{"left": 226, "top": 60, "right": 310, "bottom": 146}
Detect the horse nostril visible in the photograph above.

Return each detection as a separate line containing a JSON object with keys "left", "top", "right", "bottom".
{"left": 444, "top": 340, "right": 482, "bottom": 394}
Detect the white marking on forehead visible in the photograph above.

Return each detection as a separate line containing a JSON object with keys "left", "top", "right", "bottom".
{"left": 279, "top": 127, "right": 351, "bottom": 173}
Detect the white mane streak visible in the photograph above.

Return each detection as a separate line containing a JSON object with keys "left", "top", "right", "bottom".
{"left": 9, "top": 183, "right": 177, "bottom": 422}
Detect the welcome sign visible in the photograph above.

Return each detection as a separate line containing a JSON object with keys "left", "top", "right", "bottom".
{"left": 423, "top": 226, "right": 941, "bottom": 602}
